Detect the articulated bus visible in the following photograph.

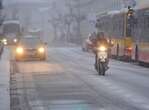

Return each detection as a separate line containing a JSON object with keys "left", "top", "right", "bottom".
{"left": 96, "top": 7, "right": 149, "bottom": 64}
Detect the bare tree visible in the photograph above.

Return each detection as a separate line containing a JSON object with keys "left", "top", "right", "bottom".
{"left": 49, "top": 2, "right": 64, "bottom": 41}
{"left": 64, "top": 0, "right": 87, "bottom": 44}
{"left": 49, "top": 0, "right": 96, "bottom": 43}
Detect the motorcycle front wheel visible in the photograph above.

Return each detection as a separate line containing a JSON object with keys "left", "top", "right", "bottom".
{"left": 97, "top": 62, "right": 105, "bottom": 76}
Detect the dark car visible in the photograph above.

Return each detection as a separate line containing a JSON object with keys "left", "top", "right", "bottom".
{"left": 15, "top": 36, "right": 47, "bottom": 61}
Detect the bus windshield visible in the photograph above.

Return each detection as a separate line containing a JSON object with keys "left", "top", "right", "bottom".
{"left": 3, "top": 21, "right": 21, "bottom": 35}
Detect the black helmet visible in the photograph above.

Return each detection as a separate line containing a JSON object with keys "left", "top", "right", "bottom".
{"left": 97, "top": 31, "right": 104, "bottom": 37}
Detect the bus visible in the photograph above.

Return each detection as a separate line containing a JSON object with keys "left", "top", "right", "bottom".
{"left": 2, "top": 20, "right": 22, "bottom": 45}
{"left": 96, "top": 7, "right": 149, "bottom": 65}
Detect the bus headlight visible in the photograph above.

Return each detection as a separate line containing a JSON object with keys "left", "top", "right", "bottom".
{"left": 16, "top": 47, "right": 24, "bottom": 54}
{"left": 13, "top": 38, "right": 18, "bottom": 43}
{"left": 2, "top": 39, "right": 7, "bottom": 45}
{"left": 38, "top": 47, "right": 45, "bottom": 53}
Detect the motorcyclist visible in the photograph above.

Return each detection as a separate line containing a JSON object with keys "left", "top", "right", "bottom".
{"left": 93, "top": 32, "right": 110, "bottom": 70}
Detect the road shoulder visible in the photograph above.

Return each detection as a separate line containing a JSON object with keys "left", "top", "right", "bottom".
{"left": 0, "top": 48, "right": 10, "bottom": 110}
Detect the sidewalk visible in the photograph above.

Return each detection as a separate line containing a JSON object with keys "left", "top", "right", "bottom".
{"left": 0, "top": 48, "right": 10, "bottom": 110}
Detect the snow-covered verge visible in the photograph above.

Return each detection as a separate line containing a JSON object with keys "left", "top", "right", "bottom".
{"left": 0, "top": 48, "right": 10, "bottom": 110}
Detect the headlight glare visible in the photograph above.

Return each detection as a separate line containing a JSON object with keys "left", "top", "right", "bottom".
{"left": 38, "top": 47, "right": 45, "bottom": 53}
{"left": 4, "top": 41, "right": 7, "bottom": 45}
{"left": 16, "top": 47, "right": 24, "bottom": 54}
{"left": 13, "top": 38, "right": 18, "bottom": 43}
{"left": 2, "top": 38, "right": 7, "bottom": 42}
{"left": 98, "top": 46, "right": 107, "bottom": 51}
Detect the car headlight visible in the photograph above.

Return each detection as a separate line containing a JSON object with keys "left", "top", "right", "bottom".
{"left": 2, "top": 39, "right": 7, "bottom": 45}
{"left": 38, "top": 47, "right": 45, "bottom": 53}
{"left": 16, "top": 47, "right": 24, "bottom": 54}
{"left": 4, "top": 41, "right": 7, "bottom": 45}
{"left": 13, "top": 38, "right": 18, "bottom": 43}
{"left": 98, "top": 46, "right": 107, "bottom": 51}
{"left": 2, "top": 38, "right": 7, "bottom": 43}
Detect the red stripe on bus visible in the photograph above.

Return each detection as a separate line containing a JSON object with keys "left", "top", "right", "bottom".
{"left": 139, "top": 51, "right": 149, "bottom": 63}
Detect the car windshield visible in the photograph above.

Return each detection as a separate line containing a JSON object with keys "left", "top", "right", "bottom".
{"left": 20, "top": 38, "right": 41, "bottom": 47}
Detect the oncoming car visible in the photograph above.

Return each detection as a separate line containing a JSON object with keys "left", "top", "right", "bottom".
{"left": 15, "top": 37, "right": 47, "bottom": 61}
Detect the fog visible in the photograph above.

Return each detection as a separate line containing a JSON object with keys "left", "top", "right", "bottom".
{"left": 3, "top": 0, "right": 117, "bottom": 44}
{"left": 3, "top": 0, "right": 146, "bottom": 44}
{"left": 136, "top": 0, "right": 149, "bottom": 8}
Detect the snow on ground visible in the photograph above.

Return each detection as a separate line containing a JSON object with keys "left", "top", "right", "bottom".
{"left": 9, "top": 47, "right": 149, "bottom": 110}
{"left": 48, "top": 47, "right": 149, "bottom": 110}
{"left": 0, "top": 48, "right": 10, "bottom": 110}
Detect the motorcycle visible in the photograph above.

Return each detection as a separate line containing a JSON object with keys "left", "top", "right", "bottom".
{"left": 95, "top": 45, "right": 109, "bottom": 75}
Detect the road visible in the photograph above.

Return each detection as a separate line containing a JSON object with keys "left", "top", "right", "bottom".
{"left": 10, "top": 47, "right": 149, "bottom": 110}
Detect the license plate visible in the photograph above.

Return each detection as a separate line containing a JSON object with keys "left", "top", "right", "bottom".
{"left": 27, "top": 52, "right": 36, "bottom": 56}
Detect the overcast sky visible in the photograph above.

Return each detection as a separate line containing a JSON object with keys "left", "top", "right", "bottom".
{"left": 3, "top": 0, "right": 50, "bottom": 5}
{"left": 3, "top": 0, "right": 149, "bottom": 9}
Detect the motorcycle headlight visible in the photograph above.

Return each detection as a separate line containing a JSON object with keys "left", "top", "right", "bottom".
{"left": 98, "top": 46, "right": 107, "bottom": 51}
{"left": 38, "top": 47, "right": 45, "bottom": 53}
{"left": 16, "top": 47, "right": 24, "bottom": 54}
